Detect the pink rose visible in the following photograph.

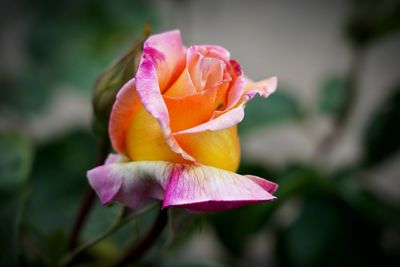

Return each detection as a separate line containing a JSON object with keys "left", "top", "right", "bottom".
{"left": 88, "top": 30, "right": 278, "bottom": 212}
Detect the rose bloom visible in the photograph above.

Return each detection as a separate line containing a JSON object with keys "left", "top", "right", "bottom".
{"left": 88, "top": 30, "right": 278, "bottom": 212}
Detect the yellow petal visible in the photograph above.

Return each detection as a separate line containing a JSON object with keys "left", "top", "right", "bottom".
{"left": 175, "top": 126, "right": 240, "bottom": 172}
{"left": 126, "top": 104, "right": 187, "bottom": 163}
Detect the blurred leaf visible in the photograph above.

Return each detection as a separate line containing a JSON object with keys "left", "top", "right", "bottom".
{"left": 167, "top": 263, "right": 226, "bottom": 267}
{"left": 0, "top": 132, "right": 33, "bottom": 266}
{"left": 333, "top": 170, "right": 400, "bottom": 227}
{"left": 345, "top": 0, "right": 400, "bottom": 47}
{"left": 46, "top": 229, "right": 68, "bottom": 264}
{"left": 342, "top": 182, "right": 400, "bottom": 227}
{"left": 277, "top": 195, "right": 388, "bottom": 267}
{"left": 276, "top": 164, "right": 329, "bottom": 198}
{"left": 211, "top": 203, "right": 273, "bottom": 255}
{"left": 4, "top": 0, "right": 158, "bottom": 115}
{"left": 363, "top": 84, "right": 400, "bottom": 166}
{"left": 25, "top": 129, "right": 97, "bottom": 234}
{"left": 210, "top": 164, "right": 329, "bottom": 256}
{"left": 0, "top": 132, "right": 33, "bottom": 189}
{"left": 22, "top": 129, "right": 122, "bottom": 265}
{"left": 318, "top": 76, "right": 350, "bottom": 116}
{"left": 0, "top": 190, "right": 30, "bottom": 267}
{"left": 276, "top": 164, "right": 400, "bottom": 267}
{"left": 239, "top": 88, "right": 303, "bottom": 134}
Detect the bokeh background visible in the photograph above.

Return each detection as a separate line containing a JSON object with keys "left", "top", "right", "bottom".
{"left": 1, "top": 0, "right": 400, "bottom": 266}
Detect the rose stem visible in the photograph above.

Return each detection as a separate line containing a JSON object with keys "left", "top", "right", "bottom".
{"left": 314, "top": 46, "right": 366, "bottom": 158}
{"left": 68, "top": 137, "right": 110, "bottom": 250}
{"left": 113, "top": 208, "right": 169, "bottom": 267}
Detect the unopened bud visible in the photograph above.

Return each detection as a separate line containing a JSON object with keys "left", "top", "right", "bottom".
{"left": 92, "top": 26, "right": 152, "bottom": 136}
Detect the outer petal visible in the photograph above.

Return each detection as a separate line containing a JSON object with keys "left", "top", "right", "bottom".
{"left": 88, "top": 160, "right": 173, "bottom": 208}
{"left": 109, "top": 78, "right": 140, "bottom": 154}
{"left": 163, "top": 164, "right": 277, "bottom": 212}
{"left": 136, "top": 53, "right": 195, "bottom": 162}
{"left": 143, "top": 30, "right": 186, "bottom": 91}
{"left": 87, "top": 159, "right": 277, "bottom": 212}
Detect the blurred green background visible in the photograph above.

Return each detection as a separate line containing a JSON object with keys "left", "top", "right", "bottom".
{"left": 1, "top": 0, "right": 400, "bottom": 266}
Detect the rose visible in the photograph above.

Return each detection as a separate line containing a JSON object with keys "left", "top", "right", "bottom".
{"left": 88, "top": 30, "right": 278, "bottom": 212}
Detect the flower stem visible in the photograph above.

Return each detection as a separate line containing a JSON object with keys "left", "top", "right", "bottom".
{"left": 68, "top": 137, "right": 110, "bottom": 250}
{"left": 113, "top": 208, "right": 169, "bottom": 267}
{"left": 60, "top": 204, "right": 158, "bottom": 267}
{"left": 314, "top": 46, "right": 366, "bottom": 159}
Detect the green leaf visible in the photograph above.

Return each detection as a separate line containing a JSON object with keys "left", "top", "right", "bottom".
{"left": 0, "top": 190, "right": 30, "bottom": 267}
{"left": 335, "top": 172, "right": 400, "bottom": 227}
{"left": 0, "top": 133, "right": 33, "bottom": 189}
{"left": 167, "top": 263, "right": 226, "bottom": 267}
{"left": 318, "top": 76, "right": 349, "bottom": 116}
{"left": 363, "top": 84, "right": 400, "bottom": 166}
{"left": 4, "top": 0, "right": 158, "bottom": 115}
{"left": 0, "top": 132, "right": 33, "bottom": 266}
{"left": 277, "top": 195, "right": 393, "bottom": 267}
{"left": 239, "top": 88, "right": 303, "bottom": 134}
{"left": 210, "top": 164, "right": 327, "bottom": 256}
{"left": 345, "top": 0, "right": 400, "bottom": 47}
{"left": 210, "top": 203, "right": 273, "bottom": 255}
{"left": 25, "top": 129, "right": 97, "bottom": 235}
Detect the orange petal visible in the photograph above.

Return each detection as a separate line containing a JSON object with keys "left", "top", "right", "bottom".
{"left": 163, "top": 68, "right": 197, "bottom": 97}
{"left": 164, "top": 81, "right": 230, "bottom": 132}
{"left": 109, "top": 79, "right": 140, "bottom": 154}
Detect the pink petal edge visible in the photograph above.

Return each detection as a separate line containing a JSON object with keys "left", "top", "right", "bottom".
{"left": 136, "top": 32, "right": 196, "bottom": 162}
{"left": 136, "top": 53, "right": 195, "bottom": 162}
{"left": 243, "top": 76, "right": 278, "bottom": 102}
{"left": 87, "top": 157, "right": 277, "bottom": 212}
{"left": 173, "top": 106, "right": 245, "bottom": 135}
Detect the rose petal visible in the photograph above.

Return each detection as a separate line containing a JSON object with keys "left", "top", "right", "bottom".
{"left": 109, "top": 78, "right": 140, "bottom": 154}
{"left": 175, "top": 126, "right": 240, "bottom": 172}
{"left": 163, "top": 68, "right": 197, "bottom": 97}
{"left": 212, "top": 60, "right": 246, "bottom": 116}
{"left": 201, "top": 45, "right": 231, "bottom": 63}
{"left": 143, "top": 30, "right": 186, "bottom": 91}
{"left": 126, "top": 104, "right": 189, "bottom": 163}
{"left": 164, "top": 86, "right": 218, "bottom": 132}
{"left": 173, "top": 106, "right": 245, "bottom": 135}
{"left": 187, "top": 46, "right": 228, "bottom": 92}
{"left": 88, "top": 159, "right": 277, "bottom": 212}
{"left": 242, "top": 76, "right": 278, "bottom": 102}
{"left": 104, "top": 153, "right": 126, "bottom": 164}
{"left": 163, "top": 164, "right": 277, "bottom": 212}
{"left": 88, "top": 160, "right": 173, "bottom": 208}
{"left": 136, "top": 52, "right": 195, "bottom": 162}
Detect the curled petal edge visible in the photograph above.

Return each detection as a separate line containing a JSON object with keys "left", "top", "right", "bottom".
{"left": 243, "top": 76, "right": 278, "bottom": 102}
{"left": 173, "top": 106, "right": 245, "bottom": 135}
{"left": 136, "top": 53, "right": 195, "bottom": 162}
